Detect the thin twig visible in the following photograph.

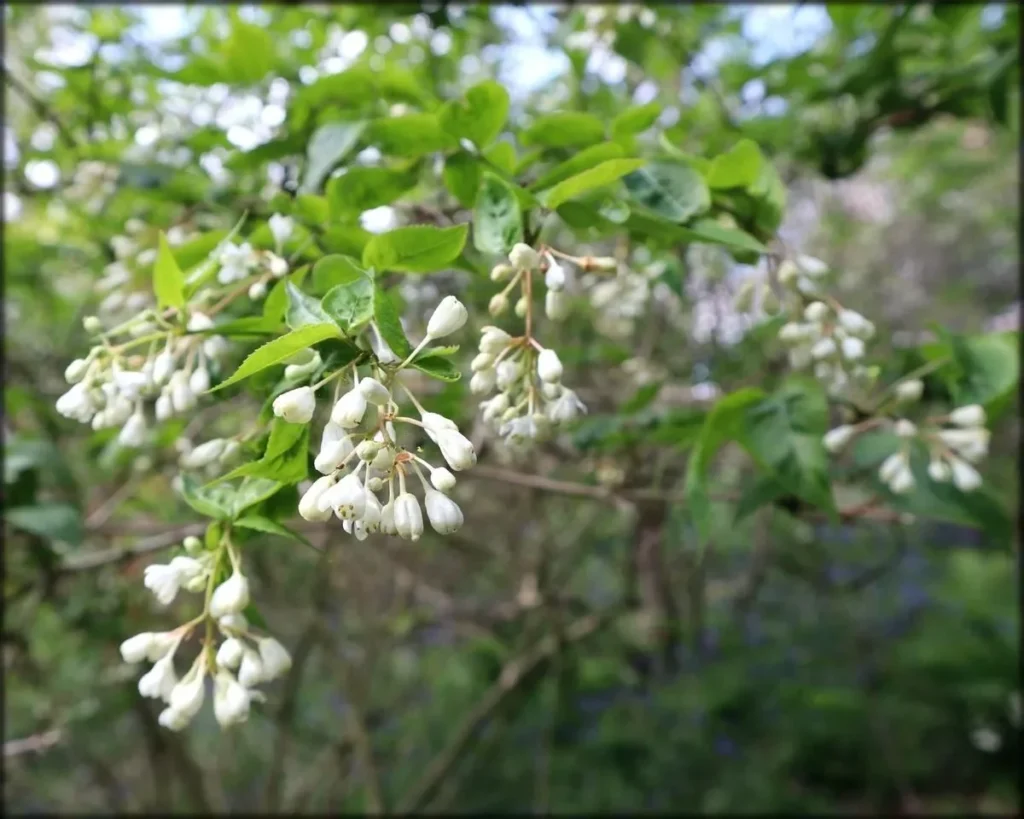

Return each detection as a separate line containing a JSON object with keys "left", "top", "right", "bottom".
{"left": 3, "top": 729, "right": 61, "bottom": 757}
{"left": 58, "top": 524, "right": 206, "bottom": 573}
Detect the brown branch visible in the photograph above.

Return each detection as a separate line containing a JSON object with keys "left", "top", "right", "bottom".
{"left": 395, "top": 608, "right": 621, "bottom": 814}
{"left": 3, "top": 729, "right": 61, "bottom": 757}
{"left": 58, "top": 524, "right": 206, "bottom": 573}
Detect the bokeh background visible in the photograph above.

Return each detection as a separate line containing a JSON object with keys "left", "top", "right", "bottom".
{"left": 3, "top": 4, "right": 1020, "bottom": 814}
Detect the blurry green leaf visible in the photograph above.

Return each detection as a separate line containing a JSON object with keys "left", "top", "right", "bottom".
{"left": 734, "top": 476, "right": 788, "bottom": 522}
{"left": 443, "top": 151, "right": 483, "bottom": 207}
{"left": 301, "top": 121, "right": 366, "bottom": 194}
{"left": 6, "top": 503, "right": 83, "bottom": 545}
{"left": 520, "top": 112, "right": 605, "bottom": 148}
{"left": 484, "top": 141, "right": 516, "bottom": 174}
{"left": 682, "top": 219, "right": 768, "bottom": 254}
{"left": 263, "top": 265, "right": 310, "bottom": 324}
{"left": 321, "top": 224, "right": 373, "bottom": 257}
{"left": 311, "top": 254, "right": 367, "bottom": 292}
{"left": 221, "top": 21, "right": 275, "bottom": 84}
{"left": 213, "top": 323, "right": 342, "bottom": 391}
{"left": 611, "top": 103, "right": 662, "bottom": 138}
{"left": 374, "top": 287, "right": 413, "bottom": 357}
{"left": 530, "top": 143, "right": 627, "bottom": 192}
{"left": 707, "top": 139, "right": 765, "bottom": 190}
{"left": 294, "top": 194, "right": 329, "bottom": 226}
{"left": 542, "top": 159, "right": 645, "bottom": 209}
{"left": 326, "top": 165, "right": 418, "bottom": 219}
{"left": 181, "top": 474, "right": 235, "bottom": 519}
{"left": 153, "top": 232, "right": 185, "bottom": 309}
{"left": 285, "top": 281, "right": 334, "bottom": 329}
{"left": 623, "top": 161, "right": 711, "bottom": 222}
{"left": 741, "top": 378, "right": 834, "bottom": 512}
{"left": 322, "top": 275, "right": 375, "bottom": 334}
{"left": 367, "top": 114, "right": 458, "bottom": 157}
{"left": 473, "top": 172, "right": 523, "bottom": 255}
{"left": 234, "top": 515, "right": 315, "bottom": 549}
{"left": 922, "top": 332, "right": 1019, "bottom": 415}
{"left": 362, "top": 224, "right": 468, "bottom": 273}
{"left": 439, "top": 80, "right": 509, "bottom": 147}
{"left": 231, "top": 477, "right": 284, "bottom": 517}
{"left": 410, "top": 353, "right": 461, "bottom": 382}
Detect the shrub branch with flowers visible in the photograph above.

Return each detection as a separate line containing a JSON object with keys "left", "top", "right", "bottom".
{"left": 42, "top": 22, "right": 1015, "bottom": 738}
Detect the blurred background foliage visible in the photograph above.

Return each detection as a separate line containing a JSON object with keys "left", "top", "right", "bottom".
{"left": 3, "top": 3, "right": 1019, "bottom": 814}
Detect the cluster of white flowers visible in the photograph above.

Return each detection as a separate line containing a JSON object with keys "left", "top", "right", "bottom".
{"left": 216, "top": 213, "right": 293, "bottom": 299}
{"left": 266, "top": 296, "right": 474, "bottom": 540}
{"left": 119, "top": 535, "right": 292, "bottom": 730}
{"left": 472, "top": 243, "right": 596, "bottom": 449}
{"left": 825, "top": 393, "right": 990, "bottom": 494}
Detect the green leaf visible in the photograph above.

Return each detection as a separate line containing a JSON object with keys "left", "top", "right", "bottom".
{"left": 294, "top": 194, "right": 329, "bottom": 226}
{"left": 611, "top": 103, "right": 662, "bottom": 138}
{"left": 520, "top": 112, "right": 605, "bottom": 148}
{"left": 219, "top": 421, "right": 309, "bottom": 485}
{"left": 623, "top": 160, "right": 711, "bottom": 222}
{"left": 484, "top": 141, "right": 516, "bottom": 175}
{"left": 410, "top": 353, "right": 462, "bottom": 382}
{"left": 321, "top": 224, "right": 373, "bottom": 257}
{"left": 213, "top": 323, "right": 342, "bottom": 392}
{"left": 740, "top": 378, "right": 834, "bottom": 512}
{"left": 373, "top": 287, "right": 413, "bottom": 357}
{"left": 234, "top": 515, "right": 315, "bottom": 549}
{"left": 922, "top": 332, "right": 1019, "bottom": 415}
{"left": 443, "top": 151, "right": 483, "bottom": 207}
{"left": 529, "top": 143, "right": 627, "bottom": 192}
{"left": 684, "top": 387, "right": 767, "bottom": 545}
{"left": 263, "top": 265, "right": 310, "bottom": 325}
{"left": 221, "top": 21, "right": 275, "bottom": 84}
{"left": 322, "top": 275, "right": 375, "bottom": 334}
{"left": 734, "top": 476, "right": 789, "bottom": 523}
{"left": 542, "top": 159, "right": 646, "bottom": 210}
{"left": 707, "top": 139, "right": 765, "bottom": 190}
{"left": 311, "top": 254, "right": 367, "bottom": 292}
{"left": 153, "top": 232, "right": 185, "bottom": 309}
{"left": 180, "top": 474, "right": 235, "bottom": 519}
{"left": 326, "top": 165, "right": 418, "bottom": 219}
{"left": 473, "top": 172, "right": 523, "bottom": 255}
{"left": 6, "top": 503, "right": 83, "bottom": 545}
{"left": 682, "top": 219, "right": 768, "bottom": 255}
{"left": 301, "top": 121, "right": 366, "bottom": 194}
{"left": 439, "top": 80, "right": 509, "bottom": 147}
{"left": 366, "top": 114, "right": 458, "bottom": 157}
{"left": 285, "top": 281, "right": 334, "bottom": 330}
{"left": 362, "top": 224, "right": 468, "bottom": 273}
{"left": 231, "top": 477, "right": 285, "bottom": 517}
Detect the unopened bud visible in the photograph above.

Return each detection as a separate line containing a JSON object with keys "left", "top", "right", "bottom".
{"left": 514, "top": 296, "right": 528, "bottom": 317}
{"left": 489, "top": 293, "right": 509, "bottom": 316}
{"left": 83, "top": 315, "right": 104, "bottom": 334}
{"left": 490, "top": 263, "right": 514, "bottom": 282}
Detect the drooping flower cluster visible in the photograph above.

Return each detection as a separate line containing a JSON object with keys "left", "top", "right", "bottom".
{"left": 266, "top": 295, "right": 475, "bottom": 540}
{"left": 472, "top": 242, "right": 597, "bottom": 449}
{"left": 119, "top": 535, "right": 291, "bottom": 730}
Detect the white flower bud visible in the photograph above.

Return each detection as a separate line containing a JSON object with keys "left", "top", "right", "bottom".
{"left": 209, "top": 571, "right": 250, "bottom": 619}
{"left": 803, "top": 301, "right": 829, "bottom": 322}
{"left": 509, "top": 243, "right": 540, "bottom": 270}
{"left": 426, "top": 295, "right": 469, "bottom": 339}
{"left": 432, "top": 428, "right": 476, "bottom": 471}
{"left": 152, "top": 351, "right": 176, "bottom": 385}
{"left": 331, "top": 388, "right": 367, "bottom": 428}
{"left": 256, "top": 637, "right": 292, "bottom": 680}
{"left": 356, "top": 439, "right": 383, "bottom": 461}
{"left": 299, "top": 475, "right": 336, "bottom": 521}
{"left": 589, "top": 256, "right": 618, "bottom": 272}
{"left": 841, "top": 336, "right": 865, "bottom": 361}
{"left": 471, "top": 352, "right": 494, "bottom": 372}
{"left": 894, "top": 419, "right": 917, "bottom": 438}
{"left": 490, "top": 263, "right": 514, "bottom": 282}
{"left": 544, "top": 257, "right": 566, "bottom": 291}
{"left": 370, "top": 446, "right": 395, "bottom": 473}
{"left": 488, "top": 293, "right": 509, "bottom": 316}
{"left": 315, "top": 438, "right": 352, "bottom": 474}
{"left": 548, "top": 388, "right": 586, "bottom": 423}
{"left": 83, "top": 315, "right": 104, "bottom": 334}
{"left": 357, "top": 377, "right": 391, "bottom": 405}
{"left": 186, "top": 312, "right": 215, "bottom": 333}
{"left": 421, "top": 412, "right": 458, "bottom": 433}
{"left": 514, "top": 296, "right": 528, "bottom": 317}
{"left": 823, "top": 425, "right": 856, "bottom": 453}
{"left": 928, "top": 456, "right": 951, "bottom": 483}
{"left": 470, "top": 369, "right": 496, "bottom": 395}
{"left": 219, "top": 613, "right": 249, "bottom": 633}
{"left": 894, "top": 379, "right": 924, "bottom": 403}
{"left": 169, "top": 371, "right": 196, "bottom": 414}
{"left": 937, "top": 428, "right": 989, "bottom": 462}
{"left": 479, "top": 326, "right": 512, "bottom": 354}
{"left": 949, "top": 457, "right": 982, "bottom": 492}
{"left": 273, "top": 386, "right": 316, "bottom": 424}
{"left": 188, "top": 366, "right": 210, "bottom": 395}
{"left": 268, "top": 213, "right": 294, "bottom": 248}
{"left": 380, "top": 501, "right": 397, "bottom": 535}
{"left": 216, "top": 638, "right": 244, "bottom": 670}
{"left": 118, "top": 410, "right": 147, "bottom": 448}
{"left": 949, "top": 404, "right": 986, "bottom": 428}
{"left": 237, "top": 648, "right": 264, "bottom": 687}
{"left": 139, "top": 655, "right": 178, "bottom": 702}
{"left": 154, "top": 393, "right": 172, "bottom": 421}
{"left": 496, "top": 358, "right": 521, "bottom": 390}
{"left": 878, "top": 452, "right": 907, "bottom": 485}
{"left": 796, "top": 255, "right": 828, "bottom": 277}
{"left": 180, "top": 438, "right": 227, "bottom": 470}
{"left": 143, "top": 563, "right": 183, "bottom": 606}
{"left": 545, "top": 289, "right": 569, "bottom": 321}
{"left": 537, "top": 349, "right": 563, "bottom": 383}
{"left": 327, "top": 473, "right": 366, "bottom": 520}
{"left": 778, "top": 323, "right": 810, "bottom": 344}
{"left": 157, "top": 707, "right": 191, "bottom": 732}
{"left": 810, "top": 337, "right": 837, "bottom": 360}
{"left": 430, "top": 467, "right": 456, "bottom": 492}
{"left": 481, "top": 393, "right": 510, "bottom": 423}
{"left": 169, "top": 668, "right": 206, "bottom": 719}
{"left": 65, "top": 358, "right": 89, "bottom": 383}
{"left": 394, "top": 493, "right": 424, "bottom": 541}
{"left": 120, "top": 633, "right": 157, "bottom": 664}
{"left": 424, "top": 489, "right": 464, "bottom": 535}
{"left": 248, "top": 280, "right": 268, "bottom": 301}
{"left": 888, "top": 463, "right": 915, "bottom": 494}
{"left": 214, "top": 671, "right": 251, "bottom": 726}
{"left": 362, "top": 491, "right": 383, "bottom": 532}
